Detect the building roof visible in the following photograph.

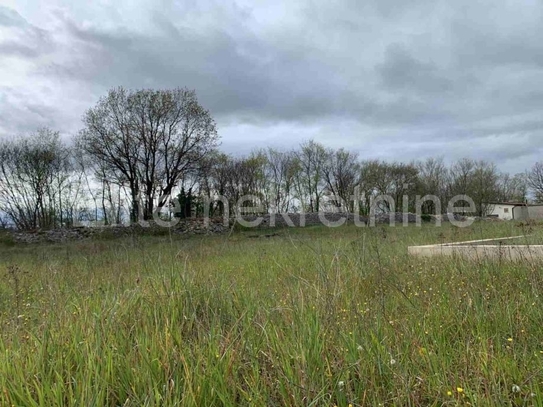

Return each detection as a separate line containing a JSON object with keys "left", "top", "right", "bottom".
{"left": 484, "top": 202, "right": 543, "bottom": 207}
{"left": 484, "top": 202, "right": 526, "bottom": 206}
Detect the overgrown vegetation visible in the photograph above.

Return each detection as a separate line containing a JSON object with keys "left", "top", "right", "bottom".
{"left": 0, "top": 222, "right": 542, "bottom": 406}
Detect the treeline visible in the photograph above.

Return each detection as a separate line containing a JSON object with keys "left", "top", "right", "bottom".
{"left": 0, "top": 87, "right": 540, "bottom": 230}
{"left": 194, "top": 142, "right": 529, "bottom": 218}
{"left": 0, "top": 87, "right": 218, "bottom": 229}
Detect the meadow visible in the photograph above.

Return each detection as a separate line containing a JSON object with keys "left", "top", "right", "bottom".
{"left": 0, "top": 220, "right": 542, "bottom": 406}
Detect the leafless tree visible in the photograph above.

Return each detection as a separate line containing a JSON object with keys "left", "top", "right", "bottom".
{"left": 387, "top": 162, "right": 419, "bottom": 212}
{"left": 262, "top": 148, "right": 297, "bottom": 212}
{"left": 322, "top": 148, "right": 360, "bottom": 212}
{"left": 527, "top": 162, "right": 543, "bottom": 202}
{"left": 416, "top": 157, "right": 449, "bottom": 214}
{"left": 194, "top": 152, "right": 268, "bottom": 216}
{"left": 471, "top": 161, "right": 500, "bottom": 216}
{"left": 292, "top": 140, "right": 328, "bottom": 212}
{"left": 222, "top": 154, "right": 267, "bottom": 215}
{"left": 448, "top": 158, "right": 476, "bottom": 201}
{"left": 78, "top": 87, "right": 218, "bottom": 223}
{"left": 449, "top": 158, "right": 500, "bottom": 216}
{"left": 498, "top": 172, "right": 528, "bottom": 203}
{"left": 358, "top": 160, "right": 419, "bottom": 213}
{"left": 358, "top": 160, "right": 380, "bottom": 214}
{"left": 0, "top": 128, "right": 78, "bottom": 229}
{"left": 205, "top": 153, "right": 231, "bottom": 216}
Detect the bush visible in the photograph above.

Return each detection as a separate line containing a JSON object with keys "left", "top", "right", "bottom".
{"left": 0, "top": 231, "right": 15, "bottom": 246}
{"left": 421, "top": 214, "right": 432, "bottom": 222}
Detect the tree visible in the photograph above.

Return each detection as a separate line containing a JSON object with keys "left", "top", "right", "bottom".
{"left": 204, "top": 152, "right": 231, "bottom": 217}
{"left": 174, "top": 187, "right": 193, "bottom": 219}
{"left": 416, "top": 157, "right": 448, "bottom": 214}
{"left": 75, "top": 153, "right": 125, "bottom": 226}
{"left": 0, "top": 128, "right": 79, "bottom": 229}
{"left": 220, "top": 154, "right": 266, "bottom": 215}
{"left": 386, "top": 162, "right": 420, "bottom": 212}
{"left": 357, "top": 161, "right": 419, "bottom": 213}
{"left": 292, "top": 140, "right": 328, "bottom": 212}
{"left": 449, "top": 159, "right": 500, "bottom": 216}
{"left": 498, "top": 172, "right": 528, "bottom": 203}
{"left": 78, "top": 87, "right": 218, "bottom": 223}
{"left": 358, "top": 160, "right": 380, "bottom": 214}
{"left": 322, "top": 148, "right": 360, "bottom": 212}
{"left": 470, "top": 161, "right": 501, "bottom": 216}
{"left": 263, "top": 148, "right": 297, "bottom": 213}
{"left": 527, "top": 162, "right": 543, "bottom": 202}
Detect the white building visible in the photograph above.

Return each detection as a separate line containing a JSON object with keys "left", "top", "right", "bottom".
{"left": 484, "top": 202, "right": 519, "bottom": 220}
{"left": 484, "top": 202, "right": 543, "bottom": 220}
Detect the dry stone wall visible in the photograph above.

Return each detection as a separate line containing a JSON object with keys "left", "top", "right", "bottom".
{"left": 6, "top": 212, "right": 470, "bottom": 244}
{"left": 8, "top": 217, "right": 230, "bottom": 244}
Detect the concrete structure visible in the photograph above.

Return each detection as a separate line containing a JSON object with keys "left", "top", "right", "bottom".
{"left": 408, "top": 236, "right": 543, "bottom": 262}
{"left": 484, "top": 202, "right": 543, "bottom": 220}
{"left": 525, "top": 205, "right": 543, "bottom": 220}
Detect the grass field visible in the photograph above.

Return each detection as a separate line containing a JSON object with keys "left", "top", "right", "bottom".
{"left": 1, "top": 220, "right": 543, "bottom": 406}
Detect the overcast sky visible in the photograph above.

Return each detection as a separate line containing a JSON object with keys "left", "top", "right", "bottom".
{"left": 0, "top": 0, "right": 542, "bottom": 173}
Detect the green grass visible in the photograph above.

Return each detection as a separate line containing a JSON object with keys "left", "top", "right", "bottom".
{"left": 1, "top": 221, "right": 543, "bottom": 406}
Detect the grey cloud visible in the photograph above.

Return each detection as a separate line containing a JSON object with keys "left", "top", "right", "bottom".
{"left": 0, "top": 41, "right": 43, "bottom": 58}
{"left": 1, "top": 1, "right": 543, "bottom": 173}
{"left": 0, "top": 87, "right": 59, "bottom": 136}
{"left": 34, "top": 2, "right": 534, "bottom": 130}
{"left": 0, "top": 6, "right": 53, "bottom": 59}
{"left": 379, "top": 45, "right": 454, "bottom": 95}
{"left": 41, "top": 13, "right": 366, "bottom": 123}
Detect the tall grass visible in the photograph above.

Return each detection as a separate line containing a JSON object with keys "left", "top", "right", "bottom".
{"left": 0, "top": 221, "right": 542, "bottom": 406}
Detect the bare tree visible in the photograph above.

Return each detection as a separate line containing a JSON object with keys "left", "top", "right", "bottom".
{"left": 322, "top": 148, "right": 360, "bottom": 212}
{"left": 387, "top": 162, "right": 419, "bottom": 212}
{"left": 78, "top": 87, "right": 218, "bottom": 223}
{"left": 78, "top": 88, "right": 140, "bottom": 222}
{"left": 292, "top": 140, "right": 328, "bottom": 212}
{"left": 358, "top": 161, "right": 419, "bottom": 213}
{"left": 193, "top": 152, "right": 268, "bottom": 216}
{"left": 416, "top": 157, "right": 449, "bottom": 214}
{"left": 221, "top": 154, "right": 267, "bottom": 215}
{"left": 498, "top": 172, "right": 528, "bottom": 203}
{"left": 263, "top": 148, "right": 297, "bottom": 212}
{"left": 0, "top": 128, "right": 77, "bottom": 229}
{"left": 449, "top": 158, "right": 500, "bottom": 216}
{"left": 472, "top": 161, "right": 501, "bottom": 216}
{"left": 527, "top": 162, "right": 543, "bottom": 202}
{"left": 358, "top": 160, "right": 380, "bottom": 214}
{"left": 206, "top": 153, "right": 231, "bottom": 216}
{"left": 448, "top": 158, "right": 476, "bottom": 197}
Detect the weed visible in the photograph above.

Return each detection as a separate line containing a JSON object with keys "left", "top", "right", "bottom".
{"left": 0, "top": 222, "right": 542, "bottom": 405}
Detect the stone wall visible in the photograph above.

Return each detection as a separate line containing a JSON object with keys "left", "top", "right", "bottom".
{"left": 8, "top": 217, "right": 230, "bottom": 244}
{"left": 6, "top": 212, "right": 471, "bottom": 244}
{"left": 238, "top": 212, "right": 427, "bottom": 227}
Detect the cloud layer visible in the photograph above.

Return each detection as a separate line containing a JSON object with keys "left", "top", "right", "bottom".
{"left": 1, "top": 0, "right": 542, "bottom": 173}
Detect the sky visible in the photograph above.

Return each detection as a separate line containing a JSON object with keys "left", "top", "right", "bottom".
{"left": 0, "top": 0, "right": 542, "bottom": 174}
